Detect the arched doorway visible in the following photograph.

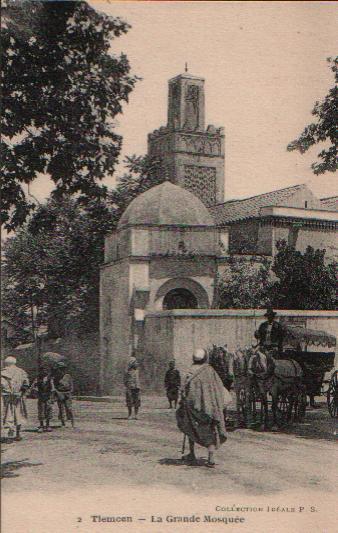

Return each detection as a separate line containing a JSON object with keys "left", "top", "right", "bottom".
{"left": 154, "top": 277, "right": 210, "bottom": 310}
{"left": 163, "top": 288, "right": 198, "bottom": 310}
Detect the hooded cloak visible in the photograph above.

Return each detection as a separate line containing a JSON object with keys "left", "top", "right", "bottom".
{"left": 176, "top": 363, "right": 227, "bottom": 449}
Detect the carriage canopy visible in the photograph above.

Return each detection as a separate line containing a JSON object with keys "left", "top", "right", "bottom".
{"left": 284, "top": 325, "right": 336, "bottom": 348}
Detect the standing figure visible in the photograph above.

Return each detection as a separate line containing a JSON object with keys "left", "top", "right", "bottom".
{"left": 164, "top": 360, "right": 181, "bottom": 409}
{"left": 53, "top": 361, "right": 74, "bottom": 428}
{"left": 124, "top": 356, "right": 141, "bottom": 420}
{"left": 32, "top": 367, "right": 55, "bottom": 433}
{"left": 256, "top": 308, "right": 285, "bottom": 357}
{"left": 1, "top": 356, "right": 29, "bottom": 440}
{"left": 176, "top": 349, "right": 227, "bottom": 468}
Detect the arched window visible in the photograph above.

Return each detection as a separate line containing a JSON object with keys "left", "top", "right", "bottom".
{"left": 163, "top": 288, "right": 198, "bottom": 310}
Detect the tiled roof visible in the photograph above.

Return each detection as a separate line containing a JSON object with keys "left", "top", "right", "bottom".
{"left": 209, "top": 184, "right": 305, "bottom": 224}
{"left": 320, "top": 196, "right": 338, "bottom": 211}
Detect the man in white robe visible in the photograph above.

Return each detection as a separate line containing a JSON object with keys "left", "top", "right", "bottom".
{"left": 1, "top": 356, "right": 29, "bottom": 440}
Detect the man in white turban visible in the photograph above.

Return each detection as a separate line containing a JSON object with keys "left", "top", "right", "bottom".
{"left": 176, "top": 348, "right": 227, "bottom": 468}
{"left": 1, "top": 356, "right": 29, "bottom": 440}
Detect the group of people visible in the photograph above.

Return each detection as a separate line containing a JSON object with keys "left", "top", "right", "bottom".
{"left": 1, "top": 356, "right": 74, "bottom": 440}
{"left": 2, "top": 308, "right": 285, "bottom": 469}
{"left": 123, "top": 348, "right": 231, "bottom": 469}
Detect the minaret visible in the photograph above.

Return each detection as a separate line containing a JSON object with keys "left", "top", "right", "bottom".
{"left": 148, "top": 71, "right": 225, "bottom": 207}
{"left": 167, "top": 72, "right": 205, "bottom": 132}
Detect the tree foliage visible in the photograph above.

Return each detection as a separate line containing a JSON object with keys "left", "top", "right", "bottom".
{"left": 287, "top": 57, "right": 337, "bottom": 175}
{"left": 2, "top": 196, "right": 115, "bottom": 338}
{"left": 108, "top": 154, "right": 166, "bottom": 218}
{"left": 215, "top": 257, "right": 272, "bottom": 309}
{"left": 1, "top": 0, "right": 137, "bottom": 230}
{"left": 215, "top": 241, "right": 336, "bottom": 311}
{"left": 270, "top": 241, "right": 336, "bottom": 310}
{"left": 1, "top": 154, "right": 164, "bottom": 339}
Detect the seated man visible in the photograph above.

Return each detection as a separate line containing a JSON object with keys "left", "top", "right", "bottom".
{"left": 176, "top": 349, "right": 227, "bottom": 468}
{"left": 256, "top": 308, "right": 285, "bottom": 358}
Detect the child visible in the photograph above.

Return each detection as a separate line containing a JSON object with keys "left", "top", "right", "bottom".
{"left": 124, "top": 357, "right": 141, "bottom": 420}
{"left": 53, "top": 361, "right": 74, "bottom": 428}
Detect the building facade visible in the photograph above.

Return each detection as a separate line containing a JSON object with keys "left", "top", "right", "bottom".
{"left": 100, "top": 72, "right": 337, "bottom": 392}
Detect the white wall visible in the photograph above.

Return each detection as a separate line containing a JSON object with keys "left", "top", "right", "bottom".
{"left": 143, "top": 309, "right": 338, "bottom": 386}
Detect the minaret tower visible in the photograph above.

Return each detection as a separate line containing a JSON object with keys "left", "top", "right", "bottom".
{"left": 148, "top": 71, "right": 225, "bottom": 206}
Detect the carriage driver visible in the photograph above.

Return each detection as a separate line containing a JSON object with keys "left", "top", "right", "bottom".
{"left": 256, "top": 308, "right": 285, "bottom": 358}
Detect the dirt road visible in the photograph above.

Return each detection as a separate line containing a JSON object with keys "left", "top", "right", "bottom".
{"left": 2, "top": 397, "right": 337, "bottom": 533}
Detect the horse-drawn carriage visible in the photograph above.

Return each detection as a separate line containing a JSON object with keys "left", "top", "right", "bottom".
{"left": 208, "top": 323, "right": 337, "bottom": 429}
{"left": 281, "top": 325, "right": 336, "bottom": 418}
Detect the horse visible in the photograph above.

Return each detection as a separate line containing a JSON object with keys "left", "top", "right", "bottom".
{"left": 207, "top": 345, "right": 234, "bottom": 424}
{"left": 247, "top": 348, "right": 305, "bottom": 429}
{"left": 207, "top": 344, "right": 305, "bottom": 430}
{"left": 232, "top": 346, "right": 256, "bottom": 428}
{"left": 207, "top": 344, "right": 234, "bottom": 391}
{"left": 230, "top": 345, "right": 306, "bottom": 430}
{"left": 207, "top": 344, "right": 260, "bottom": 427}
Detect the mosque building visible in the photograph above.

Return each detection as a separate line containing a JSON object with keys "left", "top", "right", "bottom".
{"left": 100, "top": 72, "right": 337, "bottom": 392}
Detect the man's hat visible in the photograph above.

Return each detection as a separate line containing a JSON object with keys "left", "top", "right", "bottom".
{"left": 264, "top": 308, "right": 277, "bottom": 318}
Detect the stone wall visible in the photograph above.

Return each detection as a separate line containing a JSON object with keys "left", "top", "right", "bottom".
{"left": 143, "top": 309, "right": 338, "bottom": 390}
{"left": 100, "top": 260, "right": 132, "bottom": 394}
{"left": 228, "top": 219, "right": 337, "bottom": 260}
{"left": 13, "top": 309, "right": 337, "bottom": 395}
{"left": 273, "top": 225, "right": 338, "bottom": 262}
{"left": 13, "top": 332, "right": 100, "bottom": 394}
{"left": 139, "top": 314, "right": 174, "bottom": 390}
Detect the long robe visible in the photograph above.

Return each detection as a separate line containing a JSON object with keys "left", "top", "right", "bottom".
{"left": 1, "top": 366, "right": 29, "bottom": 432}
{"left": 176, "top": 363, "right": 227, "bottom": 449}
{"left": 164, "top": 368, "right": 181, "bottom": 401}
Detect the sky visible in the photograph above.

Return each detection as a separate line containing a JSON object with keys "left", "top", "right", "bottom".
{"left": 32, "top": 0, "right": 337, "bottom": 202}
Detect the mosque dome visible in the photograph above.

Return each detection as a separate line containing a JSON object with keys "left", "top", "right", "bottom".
{"left": 118, "top": 181, "right": 214, "bottom": 228}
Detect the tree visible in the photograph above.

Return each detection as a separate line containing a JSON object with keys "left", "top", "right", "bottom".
{"left": 271, "top": 241, "right": 336, "bottom": 310}
{"left": 1, "top": 154, "right": 163, "bottom": 338}
{"left": 287, "top": 57, "right": 337, "bottom": 174}
{"left": 214, "top": 257, "right": 272, "bottom": 309}
{"left": 2, "top": 196, "right": 116, "bottom": 338}
{"left": 108, "top": 154, "right": 166, "bottom": 219}
{"left": 1, "top": 0, "right": 137, "bottom": 230}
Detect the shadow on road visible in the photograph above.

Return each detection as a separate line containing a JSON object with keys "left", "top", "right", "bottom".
{"left": 159, "top": 457, "right": 209, "bottom": 468}
{"left": 1, "top": 437, "right": 16, "bottom": 445}
{"left": 23, "top": 425, "right": 63, "bottom": 433}
{"left": 283, "top": 422, "right": 336, "bottom": 441}
{"left": 1, "top": 459, "right": 43, "bottom": 479}
{"left": 227, "top": 406, "right": 336, "bottom": 442}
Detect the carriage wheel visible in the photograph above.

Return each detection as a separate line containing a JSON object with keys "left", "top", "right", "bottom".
{"left": 327, "top": 371, "right": 338, "bottom": 418}
{"left": 276, "top": 393, "right": 291, "bottom": 427}
{"left": 294, "top": 387, "right": 307, "bottom": 422}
